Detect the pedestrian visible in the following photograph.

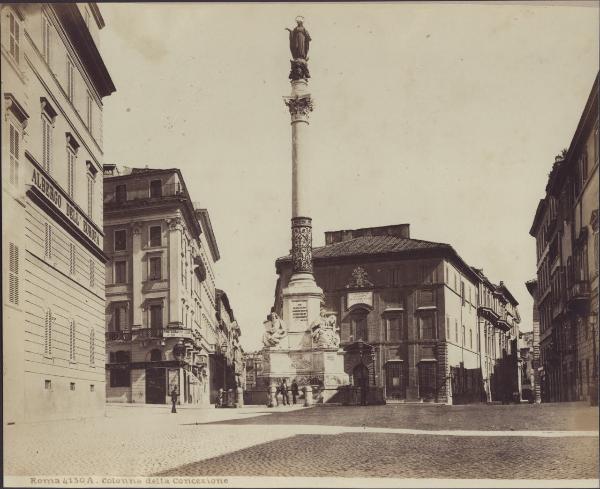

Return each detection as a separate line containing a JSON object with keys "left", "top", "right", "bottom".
{"left": 216, "top": 388, "right": 224, "bottom": 408}
{"left": 291, "top": 379, "right": 299, "bottom": 405}
{"left": 281, "top": 379, "right": 289, "bottom": 406}
{"left": 170, "top": 387, "right": 178, "bottom": 413}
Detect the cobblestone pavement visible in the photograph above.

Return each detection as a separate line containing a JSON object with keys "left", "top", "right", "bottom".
{"left": 4, "top": 402, "right": 599, "bottom": 481}
{"left": 157, "top": 432, "right": 599, "bottom": 479}
{"left": 206, "top": 402, "right": 599, "bottom": 431}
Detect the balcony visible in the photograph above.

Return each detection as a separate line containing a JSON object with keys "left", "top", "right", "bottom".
{"left": 133, "top": 328, "right": 164, "bottom": 339}
{"left": 477, "top": 306, "right": 499, "bottom": 323}
{"left": 104, "top": 183, "right": 183, "bottom": 205}
{"left": 132, "top": 327, "right": 194, "bottom": 340}
{"left": 567, "top": 281, "right": 590, "bottom": 308}
{"left": 106, "top": 331, "right": 132, "bottom": 342}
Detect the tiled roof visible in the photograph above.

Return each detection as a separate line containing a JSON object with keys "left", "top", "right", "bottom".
{"left": 278, "top": 235, "right": 450, "bottom": 262}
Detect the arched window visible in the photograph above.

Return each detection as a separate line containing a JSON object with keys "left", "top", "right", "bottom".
{"left": 150, "top": 349, "right": 162, "bottom": 362}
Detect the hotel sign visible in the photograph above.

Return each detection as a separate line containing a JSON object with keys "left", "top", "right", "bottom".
{"left": 31, "top": 167, "right": 101, "bottom": 247}
{"left": 347, "top": 291, "right": 373, "bottom": 309}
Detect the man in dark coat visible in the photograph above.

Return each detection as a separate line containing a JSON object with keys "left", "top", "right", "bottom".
{"left": 291, "top": 380, "right": 299, "bottom": 405}
{"left": 280, "top": 379, "right": 289, "bottom": 406}
{"left": 170, "top": 387, "right": 178, "bottom": 413}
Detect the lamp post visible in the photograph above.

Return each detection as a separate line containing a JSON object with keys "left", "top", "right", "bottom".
{"left": 221, "top": 342, "right": 228, "bottom": 394}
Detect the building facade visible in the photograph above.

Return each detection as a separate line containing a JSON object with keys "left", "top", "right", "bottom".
{"left": 2, "top": 3, "right": 115, "bottom": 423}
{"left": 274, "top": 224, "right": 521, "bottom": 404}
{"left": 529, "top": 73, "right": 599, "bottom": 403}
{"left": 525, "top": 278, "right": 542, "bottom": 403}
{"left": 103, "top": 167, "right": 221, "bottom": 405}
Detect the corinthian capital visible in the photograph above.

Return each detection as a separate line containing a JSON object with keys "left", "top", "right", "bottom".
{"left": 284, "top": 95, "right": 314, "bottom": 123}
{"left": 167, "top": 217, "right": 183, "bottom": 231}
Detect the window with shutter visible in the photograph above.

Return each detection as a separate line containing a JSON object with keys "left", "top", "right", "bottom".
{"left": 9, "top": 123, "right": 19, "bottom": 185}
{"left": 42, "top": 14, "right": 51, "bottom": 63}
{"left": 9, "top": 11, "right": 19, "bottom": 63}
{"left": 44, "top": 308, "right": 52, "bottom": 356}
{"left": 67, "top": 149, "right": 75, "bottom": 197}
{"left": 44, "top": 223, "right": 53, "bottom": 259}
{"left": 114, "top": 261, "right": 126, "bottom": 284}
{"left": 87, "top": 174, "right": 94, "bottom": 218}
{"left": 89, "top": 259, "right": 95, "bottom": 288}
{"left": 8, "top": 242, "right": 19, "bottom": 305}
{"left": 69, "top": 319, "right": 76, "bottom": 362}
{"left": 69, "top": 243, "right": 76, "bottom": 275}
{"left": 149, "top": 256, "right": 161, "bottom": 280}
{"left": 42, "top": 116, "right": 52, "bottom": 173}
{"left": 86, "top": 92, "right": 93, "bottom": 132}
{"left": 89, "top": 328, "right": 95, "bottom": 365}
{"left": 67, "top": 59, "right": 75, "bottom": 102}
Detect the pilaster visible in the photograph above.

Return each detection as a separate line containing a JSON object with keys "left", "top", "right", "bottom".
{"left": 131, "top": 223, "right": 142, "bottom": 327}
{"left": 168, "top": 217, "right": 182, "bottom": 325}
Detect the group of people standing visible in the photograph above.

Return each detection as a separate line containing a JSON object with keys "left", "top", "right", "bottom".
{"left": 274, "top": 379, "right": 299, "bottom": 406}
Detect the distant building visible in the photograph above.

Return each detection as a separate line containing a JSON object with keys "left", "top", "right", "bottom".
{"left": 519, "top": 331, "right": 536, "bottom": 402}
{"left": 274, "top": 224, "right": 521, "bottom": 404}
{"left": 525, "top": 278, "right": 542, "bottom": 403}
{"left": 2, "top": 3, "right": 115, "bottom": 423}
{"left": 103, "top": 167, "right": 221, "bottom": 405}
{"left": 529, "top": 73, "right": 599, "bottom": 403}
{"left": 214, "top": 289, "right": 244, "bottom": 403}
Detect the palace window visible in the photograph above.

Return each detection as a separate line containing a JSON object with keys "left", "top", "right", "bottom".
{"left": 150, "top": 304, "right": 163, "bottom": 329}
{"left": 114, "top": 260, "right": 126, "bottom": 284}
{"left": 8, "top": 10, "right": 20, "bottom": 63}
{"left": 69, "top": 243, "right": 76, "bottom": 275}
{"left": 150, "top": 179, "right": 162, "bottom": 198}
{"left": 149, "top": 256, "right": 161, "bottom": 281}
{"left": 462, "top": 325, "right": 466, "bottom": 346}
{"left": 149, "top": 226, "right": 161, "bottom": 247}
{"left": 42, "top": 115, "right": 53, "bottom": 173}
{"left": 86, "top": 92, "right": 93, "bottom": 131}
{"left": 69, "top": 319, "right": 76, "bottom": 362}
{"left": 9, "top": 122, "right": 19, "bottom": 185}
{"left": 8, "top": 242, "right": 19, "bottom": 305}
{"left": 455, "top": 319, "right": 458, "bottom": 343}
{"left": 114, "top": 229, "right": 127, "bottom": 251}
{"left": 469, "top": 329, "right": 473, "bottom": 350}
{"left": 67, "top": 147, "right": 75, "bottom": 198}
{"left": 89, "top": 328, "right": 95, "bottom": 365}
{"left": 67, "top": 58, "right": 75, "bottom": 102}
{"left": 112, "top": 303, "right": 128, "bottom": 332}
{"left": 385, "top": 315, "right": 404, "bottom": 342}
{"left": 44, "top": 308, "right": 53, "bottom": 357}
{"left": 419, "top": 313, "right": 436, "bottom": 340}
{"left": 115, "top": 184, "right": 127, "bottom": 203}
{"left": 446, "top": 316, "right": 450, "bottom": 339}
{"left": 89, "top": 259, "right": 95, "bottom": 288}
{"left": 42, "top": 13, "right": 51, "bottom": 63}
{"left": 44, "top": 222, "right": 53, "bottom": 259}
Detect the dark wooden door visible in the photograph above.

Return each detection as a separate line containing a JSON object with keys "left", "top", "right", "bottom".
{"left": 146, "top": 367, "right": 166, "bottom": 404}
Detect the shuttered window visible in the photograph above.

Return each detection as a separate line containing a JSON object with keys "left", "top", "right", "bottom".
{"left": 67, "top": 149, "right": 75, "bottom": 197}
{"left": 89, "top": 259, "right": 95, "bottom": 288}
{"left": 67, "top": 59, "right": 75, "bottom": 102}
{"left": 69, "top": 319, "right": 76, "bottom": 362}
{"left": 87, "top": 174, "right": 94, "bottom": 218}
{"left": 44, "top": 222, "right": 53, "bottom": 259}
{"left": 86, "top": 92, "right": 93, "bottom": 131}
{"left": 89, "top": 328, "right": 95, "bottom": 365}
{"left": 9, "top": 11, "right": 19, "bottom": 63}
{"left": 44, "top": 308, "right": 53, "bottom": 356}
{"left": 149, "top": 256, "right": 161, "bottom": 280}
{"left": 42, "top": 14, "right": 51, "bottom": 63}
{"left": 8, "top": 243, "right": 19, "bottom": 305}
{"left": 9, "top": 123, "right": 19, "bottom": 185}
{"left": 69, "top": 243, "right": 76, "bottom": 275}
{"left": 42, "top": 116, "right": 52, "bottom": 173}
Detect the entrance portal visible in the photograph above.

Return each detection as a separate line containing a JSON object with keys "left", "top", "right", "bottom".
{"left": 146, "top": 367, "right": 166, "bottom": 404}
{"left": 385, "top": 361, "right": 407, "bottom": 400}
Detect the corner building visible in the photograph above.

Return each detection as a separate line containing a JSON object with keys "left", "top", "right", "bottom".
{"left": 529, "top": 73, "right": 599, "bottom": 403}
{"left": 103, "top": 167, "right": 220, "bottom": 405}
{"left": 2, "top": 3, "right": 115, "bottom": 423}
{"left": 275, "top": 224, "right": 521, "bottom": 404}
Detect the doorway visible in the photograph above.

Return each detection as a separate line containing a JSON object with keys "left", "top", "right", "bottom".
{"left": 146, "top": 367, "right": 166, "bottom": 404}
{"left": 385, "top": 361, "right": 407, "bottom": 400}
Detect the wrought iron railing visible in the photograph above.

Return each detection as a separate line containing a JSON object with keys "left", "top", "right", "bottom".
{"left": 105, "top": 331, "right": 132, "bottom": 341}
{"left": 104, "top": 183, "right": 183, "bottom": 204}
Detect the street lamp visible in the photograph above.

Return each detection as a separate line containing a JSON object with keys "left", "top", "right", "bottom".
{"left": 221, "top": 342, "right": 228, "bottom": 394}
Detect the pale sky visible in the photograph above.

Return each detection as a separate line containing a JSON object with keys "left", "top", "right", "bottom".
{"left": 99, "top": 2, "right": 599, "bottom": 352}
